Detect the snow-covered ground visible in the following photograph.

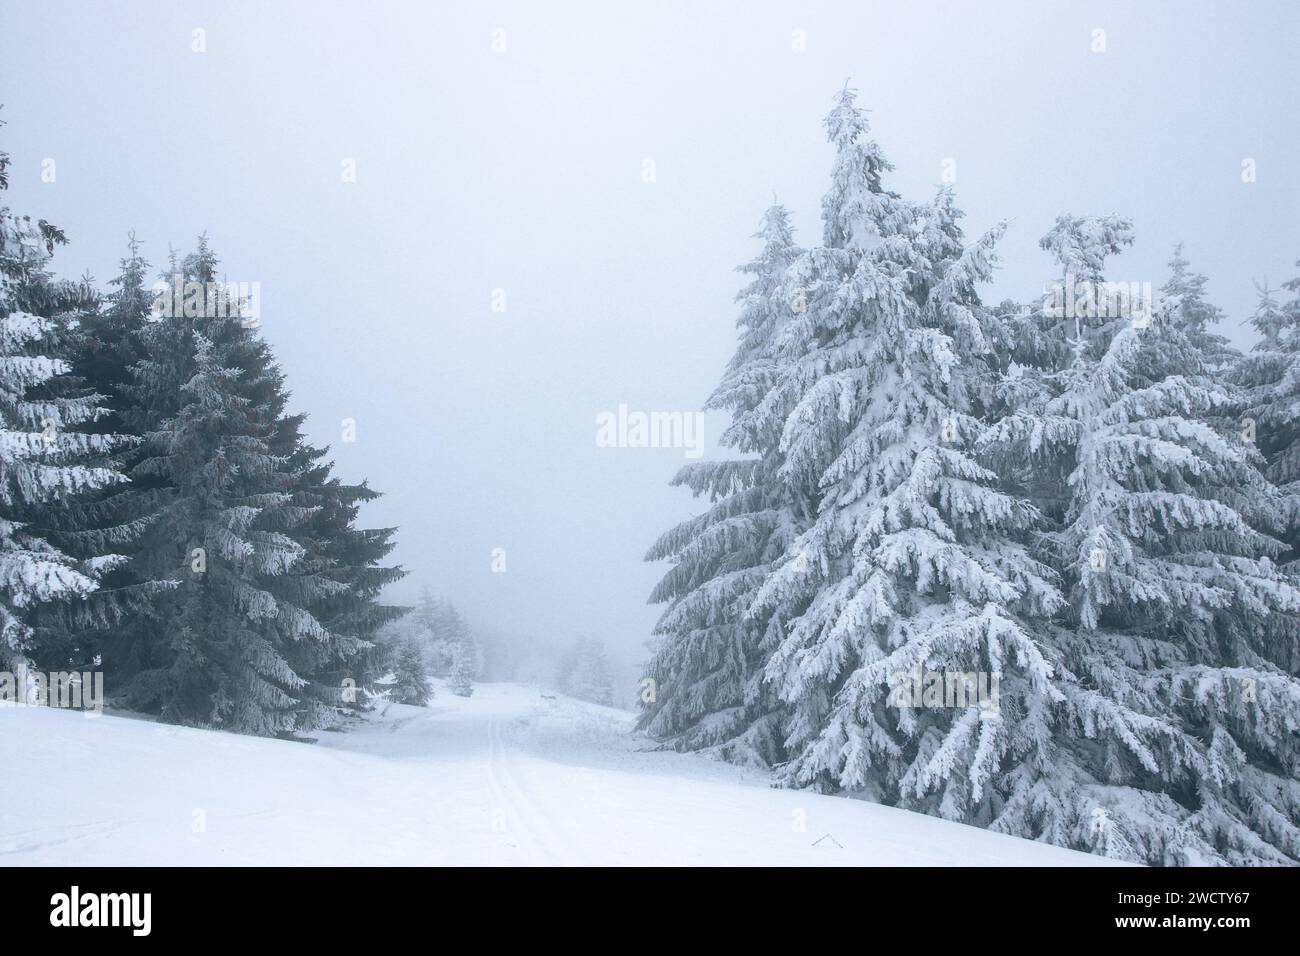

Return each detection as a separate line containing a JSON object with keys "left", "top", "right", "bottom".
{"left": 0, "top": 682, "right": 1122, "bottom": 866}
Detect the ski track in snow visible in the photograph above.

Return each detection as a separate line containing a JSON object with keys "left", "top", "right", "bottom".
{"left": 0, "top": 682, "right": 1128, "bottom": 866}
{"left": 487, "top": 713, "right": 591, "bottom": 867}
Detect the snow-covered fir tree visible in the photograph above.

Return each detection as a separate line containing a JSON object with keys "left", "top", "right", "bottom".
{"left": 269, "top": 417, "right": 406, "bottom": 715}
{"left": 640, "top": 202, "right": 804, "bottom": 765}
{"left": 642, "top": 87, "right": 1300, "bottom": 865}
{"left": 73, "top": 234, "right": 153, "bottom": 436}
{"left": 106, "top": 239, "right": 399, "bottom": 735}
{"left": 1237, "top": 263, "right": 1300, "bottom": 563}
{"left": 407, "top": 591, "right": 473, "bottom": 676}
{"left": 749, "top": 89, "right": 1064, "bottom": 824}
{"left": 123, "top": 331, "right": 310, "bottom": 732}
{"left": 32, "top": 238, "right": 174, "bottom": 668}
{"left": 0, "top": 140, "right": 131, "bottom": 673}
{"left": 431, "top": 599, "right": 470, "bottom": 674}
{"left": 411, "top": 587, "right": 442, "bottom": 642}
{"left": 985, "top": 219, "right": 1300, "bottom": 864}
{"left": 1160, "top": 243, "right": 1236, "bottom": 375}
{"left": 447, "top": 641, "right": 474, "bottom": 697}
{"left": 389, "top": 639, "right": 431, "bottom": 706}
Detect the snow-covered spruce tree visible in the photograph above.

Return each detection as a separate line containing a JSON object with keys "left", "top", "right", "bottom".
{"left": 123, "top": 335, "right": 307, "bottom": 732}
{"left": 409, "top": 593, "right": 473, "bottom": 677}
{"left": 987, "top": 214, "right": 1143, "bottom": 555}
{"left": 31, "top": 238, "right": 175, "bottom": 668}
{"left": 389, "top": 639, "right": 431, "bottom": 706}
{"left": 108, "top": 239, "right": 396, "bottom": 735}
{"left": 74, "top": 235, "right": 154, "bottom": 436}
{"left": 1160, "top": 243, "right": 1236, "bottom": 376}
{"left": 1237, "top": 263, "right": 1300, "bottom": 564}
{"left": 640, "top": 202, "right": 804, "bottom": 764}
{"left": 448, "top": 641, "right": 474, "bottom": 697}
{"left": 0, "top": 142, "right": 131, "bottom": 672}
{"left": 751, "top": 88, "right": 1065, "bottom": 822}
{"left": 270, "top": 423, "right": 407, "bottom": 716}
{"left": 984, "top": 221, "right": 1300, "bottom": 864}
{"left": 432, "top": 598, "right": 469, "bottom": 675}
{"left": 410, "top": 587, "right": 441, "bottom": 644}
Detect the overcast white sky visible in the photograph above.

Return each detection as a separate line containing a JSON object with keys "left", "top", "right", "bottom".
{"left": 3, "top": 1, "right": 1297, "bottom": 667}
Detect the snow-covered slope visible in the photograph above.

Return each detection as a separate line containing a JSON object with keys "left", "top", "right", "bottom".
{"left": 0, "top": 683, "right": 1123, "bottom": 866}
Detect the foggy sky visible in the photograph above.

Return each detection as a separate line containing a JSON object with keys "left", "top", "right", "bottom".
{"left": 3, "top": 0, "right": 1297, "bottom": 669}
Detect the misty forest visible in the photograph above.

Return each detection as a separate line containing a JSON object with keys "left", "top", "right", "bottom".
{"left": 2, "top": 17, "right": 1299, "bottom": 870}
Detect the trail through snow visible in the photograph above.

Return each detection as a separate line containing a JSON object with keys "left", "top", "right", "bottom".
{"left": 0, "top": 682, "right": 1124, "bottom": 866}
